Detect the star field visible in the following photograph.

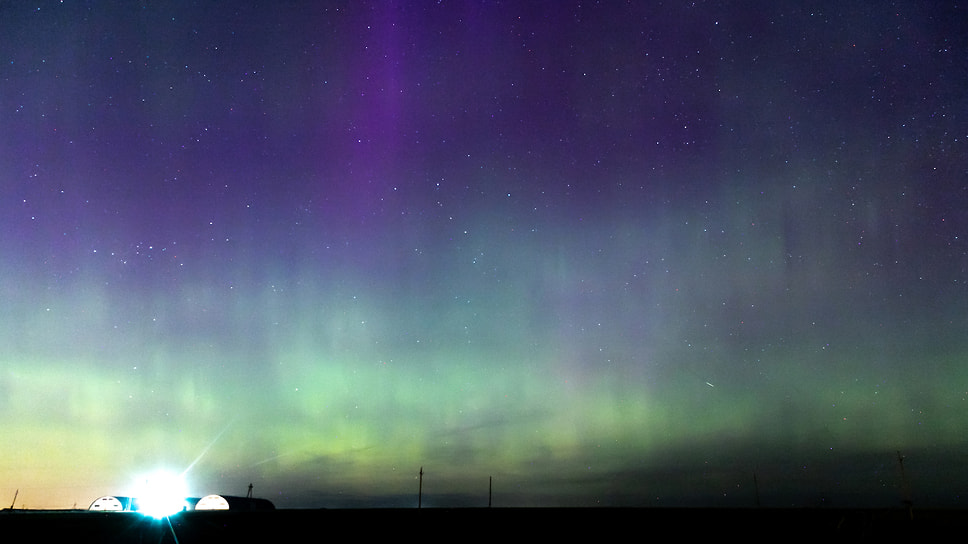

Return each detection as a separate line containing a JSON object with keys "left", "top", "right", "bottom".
{"left": 1, "top": 1, "right": 967, "bottom": 509}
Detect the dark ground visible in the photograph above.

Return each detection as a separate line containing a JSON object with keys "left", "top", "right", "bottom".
{"left": 2, "top": 507, "right": 966, "bottom": 542}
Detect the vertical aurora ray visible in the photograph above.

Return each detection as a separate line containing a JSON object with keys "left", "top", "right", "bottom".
{"left": 1, "top": 1, "right": 966, "bottom": 509}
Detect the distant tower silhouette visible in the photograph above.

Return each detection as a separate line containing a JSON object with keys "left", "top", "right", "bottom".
{"left": 247, "top": 483, "right": 253, "bottom": 498}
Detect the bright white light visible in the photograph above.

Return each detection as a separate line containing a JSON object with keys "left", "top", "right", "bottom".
{"left": 195, "top": 494, "right": 230, "bottom": 510}
{"left": 133, "top": 469, "right": 190, "bottom": 518}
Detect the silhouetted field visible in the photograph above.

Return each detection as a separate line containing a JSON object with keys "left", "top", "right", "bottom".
{"left": 2, "top": 507, "right": 966, "bottom": 541}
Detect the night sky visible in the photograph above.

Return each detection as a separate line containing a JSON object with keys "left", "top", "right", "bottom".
{"left": 2, "top": 1, "right": 967, "bottom": 510}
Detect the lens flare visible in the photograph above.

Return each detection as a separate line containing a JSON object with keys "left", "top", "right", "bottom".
{"left": 133, "top": 469, "right": 190, "bottom": 518}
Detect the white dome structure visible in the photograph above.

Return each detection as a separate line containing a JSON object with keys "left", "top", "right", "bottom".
{"left": 89, "top": 496, "right": 137, "bottom": 511}
{"left": 195, "top": 494, "right": 230, "bottom": 510}
{"left": 194, "top": 494, "right": 275, "bottom": 511}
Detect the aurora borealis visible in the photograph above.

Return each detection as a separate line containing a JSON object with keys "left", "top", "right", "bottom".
{"left": 2, "top": 1, "right": 967, "bottom": 509}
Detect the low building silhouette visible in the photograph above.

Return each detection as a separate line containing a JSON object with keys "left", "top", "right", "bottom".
{"left": 195, "top": 494, "right": 275, "bottom": 511}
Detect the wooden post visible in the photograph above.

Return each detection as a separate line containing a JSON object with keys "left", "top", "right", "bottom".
{"left": 898, "top": 450, "right": 913, "bottom": 519}
{"left": 753, "top": 473, "right": 760, "bottom": 508}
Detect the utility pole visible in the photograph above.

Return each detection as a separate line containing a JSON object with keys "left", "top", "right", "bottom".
{"left": 247, "top": 483, "right": 253, "bottom": 498}
{"left": 10, "top": 489, "right": 17, "bottom": 509}
{"left": 897, "top": 450, "right": 913, "bottom": 519}
{"left": 488, "top": 476, "right": 492, "bottom": 508}
{"left": 753, "top": 473, "right": 760, "bottom": 508}
{"left": 418, "top": 467, "right": 423, "bottom": 509}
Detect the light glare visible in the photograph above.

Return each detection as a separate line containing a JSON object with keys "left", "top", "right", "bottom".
{"left": 134, "top": 469, "right": 189, "bottom": 518}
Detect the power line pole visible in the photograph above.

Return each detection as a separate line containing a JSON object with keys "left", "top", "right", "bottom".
{"left": 897, "top": 450, "right": 913, "bottom": 519}
{"left": 753, "top": 473, "right": 760, "bottom": 508}
{"left": 488, "top": 476, "right": 492, "bottom": 508}
{"left": 418, "top": 467, "right": 423, "bottom": 509}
